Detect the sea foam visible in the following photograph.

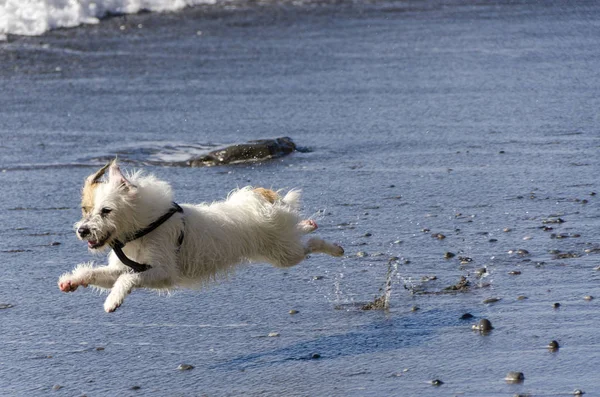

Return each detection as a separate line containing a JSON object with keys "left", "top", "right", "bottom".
{"left": 0, "top": 0, "right": 216, "bottom": 39}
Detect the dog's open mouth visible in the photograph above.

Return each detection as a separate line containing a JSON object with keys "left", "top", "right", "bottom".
{"left": 88, "top": 234, "right": 111, "bottom": 249}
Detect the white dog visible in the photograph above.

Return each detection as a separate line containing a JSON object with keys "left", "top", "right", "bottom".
{"left": 58, "top": 161, "right": 344, "bottom": 312}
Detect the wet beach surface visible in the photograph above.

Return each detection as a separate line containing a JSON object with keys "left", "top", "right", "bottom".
{"left": 1, "top": 0, "right": 600, "bottom": 395}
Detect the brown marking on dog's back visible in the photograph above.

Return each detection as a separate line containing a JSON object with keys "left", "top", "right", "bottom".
{"left": 254, "top": 188, "right": 279, "bottom": 204}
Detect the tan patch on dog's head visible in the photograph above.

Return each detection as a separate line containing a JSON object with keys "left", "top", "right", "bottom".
{"left": 81, "top": 162, "right": 111, "bottom": 216}
{"left": 254, "top": 188, "right": 279, "bottom": 204}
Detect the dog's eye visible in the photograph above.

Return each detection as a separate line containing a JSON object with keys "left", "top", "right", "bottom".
{"left": 100, "top": 207, "right": 112, "bottom": 216}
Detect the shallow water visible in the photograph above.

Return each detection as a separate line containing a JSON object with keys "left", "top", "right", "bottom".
{"left": 1, "top": 0, "right": 600, "bottom": 395}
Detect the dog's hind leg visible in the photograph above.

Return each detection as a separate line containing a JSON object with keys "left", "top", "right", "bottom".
{"left": 305, "top": 237, "right": 344, "bottom": 257}
{"left": 58, "top": 263, "right": 124, "bottom": 292}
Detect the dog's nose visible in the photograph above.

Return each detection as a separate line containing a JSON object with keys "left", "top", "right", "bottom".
{"left": 78, "top": 226, "right": 91, "bottom": 238}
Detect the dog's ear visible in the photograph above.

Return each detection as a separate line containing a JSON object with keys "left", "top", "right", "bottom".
{"left": 85, "top": 161, "right": 111, "bottom": 185}
{"left": 108, "top": 162, "right": 136, "bottom": 190}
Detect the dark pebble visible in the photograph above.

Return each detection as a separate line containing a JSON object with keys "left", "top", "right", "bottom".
{"left": 364, "top": 232, "right": 372, "bottom": 237}
{"left": 444, "top": 252, "right": 455, "bottom": 259}
{"left": 517, "top": 249, "right": 529, "bottom": 256}
{"left": 508, "top": 270, "right": 522, "bottom": 275}
{"left": 95, "top": 347, "right": 105, "bottom": 351}
{"left": 474, "top": 318, "right": 493, "bottom": 332}
{"left": 459, "top": 256, "right": 473, "bottom": 263}
{"left": 475, "top": 268, "right": 487, "bottom": 277}
{"left": 421, "top": 228, "right": 430, "bottom": 233}
{"left": 489, "top": 238, "right": 498, "bottom": 243}
{"left": 130, "top": 386, "right": 141, "bottom": 391}
{"left": 177, "top": 364, "right": 194, "bottom": 371}
{"left": 460, "top": 313, "right": 474, "bottom": 320}
{"left": 548, "top": 340, "right": 559, "bottom": 350}
{"left": 505, "top": 371, "right": 525, "bottom": 383}
{"left": 553, "top": 302, "right": 561, "bottom": 309}
{"left": 411, "top": 306, "right": 419, "bottom": 312}
{"left": 50, "top": 241, "right": 61, "bottom": 246}
{"left": 432, "top": 233, "right": 446, "bottom": 240}
{"left": 573, "top": 389, "right": 585, "bottom": 395}
{"left": 430, "top": 379, "right": 443, "bottom": 386}
{"left": 311, "top": 353, "right": 321, "bottom": 359}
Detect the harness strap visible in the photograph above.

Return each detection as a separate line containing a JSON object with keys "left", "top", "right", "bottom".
{"left": 111, "top": 202, "right": 184, "bottom": 273}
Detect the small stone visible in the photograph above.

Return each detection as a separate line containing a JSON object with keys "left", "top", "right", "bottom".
{"left": 411, "top": 306, "right": 419, "bottom": 312}
{"left": 483, "top": 297, "right": 500, "bottom": 304}
{"left": 505, "top": 371, "right": 525, "bottom": 383}
{"left": 508, "top": 270, "right": 522, "bottom": 275}
{"left": 177, "top": 364, "right": 194, "bottom": 371}
{"left": 289, "top": 309, "right": 299, "bottom": 315}
{"left": 0, "top": 303, "right": 14, "bottom": 309}
{"left": 310, "top": 353, "right": 321, "bottom": 359}
{"left": 52, "top": 385, "right": 62, "bottom": 391}
{"left": 130, "top": 386, "right": 141, "bottom": 390}
{"left": 356, "top": 251, "right": 368, "bottom": 257}
{"left": 421, "top": 228, "right": 430, "bottom": 233}
{"left": 573, "top": 389, "right": 585, "bottom": 395}
{"left": 517, "top": 295, "right": 527, "bottom": 300}
{"left": 460, "top": 313, "right": 473, "bottom": 320}
{"left": 268, "top": 332, "right": 280, "bottom": 337}
{"left": 503, "top": 227, "right": 511, "bottom": 232}
{"left": 517, "top": 249, "right": 529, "bottom": 255}
{"left": 430, "top": 379, "right": 444, "bottom": 386}
{"left": 393, "top": 240, "right": 402, "bottom": 244}
{"left": 553, "top": 302, "right": 561, "bottom": 309}
{"left": 432, "top": 233, "right": 446, "bottom": 240}
{"left": 444, "top": 251, "right": 455, "bottom": 259}
{"left": 489, "top": 238, "right": 498, "bottom": 243}
{"left": 475, "top": 268, "right": 487, "bottom": 277}
{"left": 364, "top": 232, "right": 372, "bottom": 237}
{"left": 95, "top": 347, "right": 105, "bottom": 351}
{"left": 312, "top": 275, "right": 324, "bottom": 280}
{"left": 548, "top": 340, "right": 559, "bottom": 350}
{"left": 473, "top": 318, "right": 493, "bottom": 332}
{"left": 50, "top": 241, "right": 61, "bottom": 246}
{"left": 584, "top": 295, "right": 593, "bottom": 301}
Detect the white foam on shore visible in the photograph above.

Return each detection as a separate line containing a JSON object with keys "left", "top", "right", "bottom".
{"left": 0, "top": 0, "right": 217, "bottom": 39}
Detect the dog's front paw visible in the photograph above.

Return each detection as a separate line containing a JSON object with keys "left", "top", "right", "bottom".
{"left": 58, "top": 276, "right": 88, "bottom": 293}
{"left": 103, "top": 295, "right": 123, "bottom": 313}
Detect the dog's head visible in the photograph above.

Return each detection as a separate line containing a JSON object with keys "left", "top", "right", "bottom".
{"left": 76, "top": 160, "right": 138, "bottom": 251}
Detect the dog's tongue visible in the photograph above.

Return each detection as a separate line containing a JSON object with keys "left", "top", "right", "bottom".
{"left": 88, "top": 240, "right": 97, "bottom": 248}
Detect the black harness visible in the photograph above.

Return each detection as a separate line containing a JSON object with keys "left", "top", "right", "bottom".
{"left": 110, "top": 203, "right": 184, "bottom": 273}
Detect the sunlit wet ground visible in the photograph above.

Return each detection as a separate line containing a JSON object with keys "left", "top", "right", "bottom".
{"left": 1, "top": 0, "right": 600, "bottom": 395}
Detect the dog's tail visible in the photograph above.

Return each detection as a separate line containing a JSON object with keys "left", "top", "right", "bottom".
{"left": 282, "top": 189, "right": 301, "bottom": 211}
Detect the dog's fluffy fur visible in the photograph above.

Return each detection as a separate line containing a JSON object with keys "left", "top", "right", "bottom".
{"left": 58, "top": 161, "right": 344, "bottom": 312}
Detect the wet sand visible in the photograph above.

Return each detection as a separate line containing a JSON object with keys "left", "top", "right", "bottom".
{"left": 1, "top": 0, "right": 600, "bottom": 395}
